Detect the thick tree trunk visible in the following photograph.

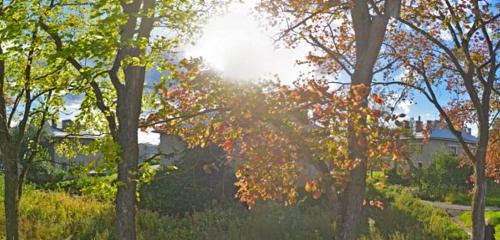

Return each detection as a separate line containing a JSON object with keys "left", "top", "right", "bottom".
{"left": 113, "top": 1, "right": 153, "bottom": 238}
{"left": 336, "top": 76, "right": 371, "bottom": 239}
{"left": 471, "top": 123, "right": 489, "bottom": 240}
{"left": 114, "top": 61, "right": 145, "bottom": 239}
{"left": 336, "top": 160, "right": 368, "bottom": 240}
{"left": 115, "top": 104, "right": 141, "bottom": 239}
{"left": 115, "top": 128, "right": 139, "bottom": 240}
{"left": 4, "top": 149, "right": 19, "bottom": 240}
{"left": 332, "top": 0, "right": 394, "bottom": 235}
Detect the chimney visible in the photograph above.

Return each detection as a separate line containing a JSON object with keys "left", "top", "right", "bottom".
{"left": 434, "top": 120, "right": 441, "bottom": 129}
{"left": 410, "top": 117, "right": 415, "bottom": 132}
{"left": 415, "top": 116, "right": 423, "bottom": 132}
{"left": 403, "top": 120, "right": 410, "bottom": 129}
{"left": 426, "top": 120, "right": 433, "bottom": 130}
{"left": 62, "top": 119, "right": 73, "bottom": 131}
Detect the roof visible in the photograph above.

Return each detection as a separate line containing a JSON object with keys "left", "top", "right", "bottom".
{"left": 49, "top": 126, "right": 102, "bottom": 140}
{"left": 414, "top": 127, "right": 477, "bottom": 144}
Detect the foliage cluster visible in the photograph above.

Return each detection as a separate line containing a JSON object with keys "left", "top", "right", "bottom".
{"left": 364, "top": 185, "right": 468, "bottom": 240}
{"left": 139, "top": 145, "right": 237, "bottom": 216}
{"left": 386, "top": 152, "right": 500, "bottom": 205}
{"left": 414, "top": 153, "right": 473, "bottom": 201}
{"left": 26, "top": 161, "right": 117, "bottom": 201}
{"left": 459, "top": 211, "right": 500, "bottom": 240}
{"left": 0, "top": 174, "right": 468, "bottom": 240}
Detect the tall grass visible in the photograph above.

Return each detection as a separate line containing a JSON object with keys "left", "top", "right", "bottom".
{"left": 459, "top": 211, "right": 500, "bottom": 239}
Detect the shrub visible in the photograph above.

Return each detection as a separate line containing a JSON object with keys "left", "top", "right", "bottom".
{"left": 459, "top": 211, "right": 500, "bottom": 240}
{"left": 139, "top": 145, "right": 237, "bottom": 216}
{"left": 26, "top": 159, "right": 69, "bottom": 188}
{"left": 385, "top": 167, "right": 412, "bottom": 186}
{"left": 402, "top": 152, "right": 473, "bottom": 201}
{"left": 365, "top": 188, "right": 468, "bottom": 240}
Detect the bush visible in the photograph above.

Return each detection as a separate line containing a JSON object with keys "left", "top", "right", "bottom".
{"left": 26, "top": 160, "right": 69, "bottom": 188}
{"left": 415, "top": 152, "right": 472, "bottom": 200}
{"left": 139, "top": 145, "right": 237, "bottom": 216}
{"left": 385, "top": 167, "right": 412, "bottom": 186}
{"left": 0, "top": 177, "right": 114, "bottom": 239}
{"left": 137, "top": 202, "right": 334, "bottom": 240}
{"left": 459, "top": 211, "right": 500, "bottom": 239}
{"left": 365, "top": 187, "right": 468, "bottom": 240}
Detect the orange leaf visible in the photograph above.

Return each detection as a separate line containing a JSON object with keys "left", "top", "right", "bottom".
{"left": 372, "top": 94, "right": 384, "bottom": 105}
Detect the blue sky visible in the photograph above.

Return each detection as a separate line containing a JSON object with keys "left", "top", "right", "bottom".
{"left": 60, "top": 0, "right": 477, "bottom": 142}
{"left": 184, "top": 1, "right": 464, "bottom": 132}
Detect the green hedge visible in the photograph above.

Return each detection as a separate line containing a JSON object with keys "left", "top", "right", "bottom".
{"left": 459, "top": 211, "right": 500, "bottom": 240}
{"left": 364, "top": 186, "right": 468, "bottom": 240}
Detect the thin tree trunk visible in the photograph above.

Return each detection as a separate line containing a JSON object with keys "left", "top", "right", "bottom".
{"left": 4, "top": 149, "right": 19, "bottom": 240}
{"left": 472, "top": 121, "right": 489, "bottom": 240}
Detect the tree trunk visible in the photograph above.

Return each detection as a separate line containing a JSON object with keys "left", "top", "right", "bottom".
{"left": 336, "top": 160, "right": 368, "bottom": 240}
{"left": 114, "top": 60, "right": 145, "bottom": 239}
{"left": 471, "top": 121, "right": 489, "bottom": 240}
{"left": 336, "top": 75, "right": 371, "bottom": 239}
{"left": 4, "top": 149, "right": 19, "bottom": 240}
{"left": 115, "top": 130, "right": 139, "bottom": 240}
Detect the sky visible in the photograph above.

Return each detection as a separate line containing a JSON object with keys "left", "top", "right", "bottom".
{"left": 183, "top": 1, "right": 479, "bottom": 135}
{"left": 62, "top": 0, "right": 477, "bottom": 144}
{"left": 184, "top": 1, "right": 311, "bottom": 83}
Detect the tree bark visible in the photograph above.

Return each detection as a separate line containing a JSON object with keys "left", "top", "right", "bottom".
{"left": 0, "top": 37, "right": 20, "bottom": 240}
{"left": 4, "top": 148, "right": 19, "bottom": 240}
{"left": 336, "top": 158, "right": 368, "bottom": 240}
{"left": 113, "top": 1, "right": 154, "bottom": 239}
{"left": 114, "top": 66, "right": 145, "bottom": 240}
{"left": 334, "top": 1, "right": 393, "bottom": 238}
{"left": 471, "top": 119, "right": 489, "bottom": 240}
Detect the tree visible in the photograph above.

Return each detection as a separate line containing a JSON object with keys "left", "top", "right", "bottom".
{"left": 39, "top": 1, "right": 224, "bottom": 239}
{"left": 386, "top": 1, "right": 499, "bottom": 238}
{"left": 254, "top": 1, "right": 402, "bottom": 238}
{"left": 0, "top": 1, "right": 68, "bottom": 239}
{"left": 147, "top": 59, "right": 407, "bottom": 239}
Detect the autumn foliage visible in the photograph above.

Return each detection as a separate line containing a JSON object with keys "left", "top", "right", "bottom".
{"left": 145, "top": 59, "right": 407, "bottom": 208}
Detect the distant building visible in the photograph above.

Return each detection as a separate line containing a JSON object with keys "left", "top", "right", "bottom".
{"left": 47, "top": 120, "right": 101, "bottom": 168}
{"left": 157, "top": 133, "right": 187, "bottom": 165}
{"left": 48, "top": 120, "right": 161, "bottom": 168}
{"left": 404, "top": 116, "right": 477, "bottom": 167}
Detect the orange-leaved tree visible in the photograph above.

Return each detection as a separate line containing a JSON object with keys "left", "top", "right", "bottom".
{"left": 145, "top": 59, "right": 408, "bottom": 238}
{"left": 255, "top": 0, "right": 403, "bottom": 238}
{"left": 384, "top": 1, "right": 499, "bottom": 238}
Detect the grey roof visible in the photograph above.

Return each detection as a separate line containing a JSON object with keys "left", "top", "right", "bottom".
{"left": 49, "top": 126, "right": 102, "bottom": 140}
{"left": 414, "top": 127, "right": 477, "bottom": 144}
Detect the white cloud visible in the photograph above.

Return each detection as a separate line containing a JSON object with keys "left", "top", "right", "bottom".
{"left": 184, "top": 1, "right": 312, "bottom": 84}
{"left": 397, "top": 100, "right": 411, "bottom": 115}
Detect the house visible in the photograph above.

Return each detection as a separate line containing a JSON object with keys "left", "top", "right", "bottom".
{"left": 47, "top": 120, "right": 102, "bottom": 168}
{"left": 157, "top": 133, "right": 187, "bottom": 165}
{"left": 404, "top": 116, "right": 477, "bottom": 167}
{"left": 47, "top": 120, "right": 162, "bottom": 168}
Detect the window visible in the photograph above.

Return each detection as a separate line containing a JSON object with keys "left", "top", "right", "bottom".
{"left": 448, "top": 145, "right": 459, "bottom": 156}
